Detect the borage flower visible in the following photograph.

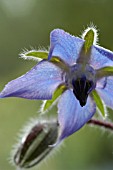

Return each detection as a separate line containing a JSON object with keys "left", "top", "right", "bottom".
{"left": 1, "top": 25, "right": 113, "bottom": 144}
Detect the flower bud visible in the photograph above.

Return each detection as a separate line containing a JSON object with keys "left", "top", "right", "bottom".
{"left": 12, "top": 118, "right": 59, "bottom": 168}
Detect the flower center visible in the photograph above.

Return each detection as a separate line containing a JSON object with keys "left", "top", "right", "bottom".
{"left": 72, "top": 76, "right": 95, "bottom": 106}
{"left": 65, "top": 64, "right": 96, "bottom": 107}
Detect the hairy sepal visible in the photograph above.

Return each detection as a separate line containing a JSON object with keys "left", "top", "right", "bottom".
{"left": 41, "top": 85, "right": 66, "bottom": 113}
{"left": 91, "top": 90, "right": 107, "bottom": 118}
{"left": 20, "top": 50, "right": 48, "bottom": 61}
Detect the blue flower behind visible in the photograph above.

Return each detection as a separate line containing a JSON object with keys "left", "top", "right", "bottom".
{"left": 1, "top": 25, "right": 113, "bottom": 144}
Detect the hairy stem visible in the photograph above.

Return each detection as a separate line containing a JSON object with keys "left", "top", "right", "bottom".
{"left": 87, "top": 118, "right": 113, "bottom": 130}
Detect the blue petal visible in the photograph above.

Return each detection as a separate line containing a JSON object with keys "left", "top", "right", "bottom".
{"left": 48, "top": 29, "right": 84, "bottom": 65}
{"left": 0, "top": 60, "right": 64, "bottom": 100}
{"left": 57, "top": 89, "right": 96, "bottom": 141}
{"left": 90, "top": 45, "right": 113, "bottom": 69}
{"left": 96, "top": 76, "right": 113, "bottom": 109}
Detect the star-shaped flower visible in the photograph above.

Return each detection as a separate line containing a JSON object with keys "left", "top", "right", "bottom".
{"left": 1, "top": 25, "right": 113, "bottom": 144}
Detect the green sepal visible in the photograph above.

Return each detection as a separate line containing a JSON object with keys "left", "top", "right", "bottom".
{"left": 21, "top": 50, "right": 48, "bottom": 61}
{"left": 96, "top": 66, "right": 113, "bottom": 79}
{"left": 91, "top": 90, "right": 106, "bottom": 117}
{"left": 50, "top": 56, "right": 69, "bottom": 71}
{"left": 42, "top": 85, "right": 66, "bottom": 112}
{"left": 26, "top": 51, "right": 48, "bottom": 59}
{"left": 84, "top": 29, "right": 94, "bottom": 53}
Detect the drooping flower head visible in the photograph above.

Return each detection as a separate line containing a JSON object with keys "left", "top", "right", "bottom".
{"left": 1, "top": 24, "right": 113, "bottom": 144}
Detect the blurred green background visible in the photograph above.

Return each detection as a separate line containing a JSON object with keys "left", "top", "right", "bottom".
{"left": 0, "top": 0, "right": 113, "bottom": 170}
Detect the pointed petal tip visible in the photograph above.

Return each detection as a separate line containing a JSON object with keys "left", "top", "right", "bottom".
{"left": 48, "top": 138, "right": 62, "bottom": 148}
{"left": 49, "top": 143, "right": 57, "bottom": 148}
{"left": 50, "top": 28, "right": 64, "bottom": 35}
{"left": 0, "top": 92, "right": 4, "bottom": 98}
{"left": 0, "top": 91, "right": 12, "bottom": 99}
